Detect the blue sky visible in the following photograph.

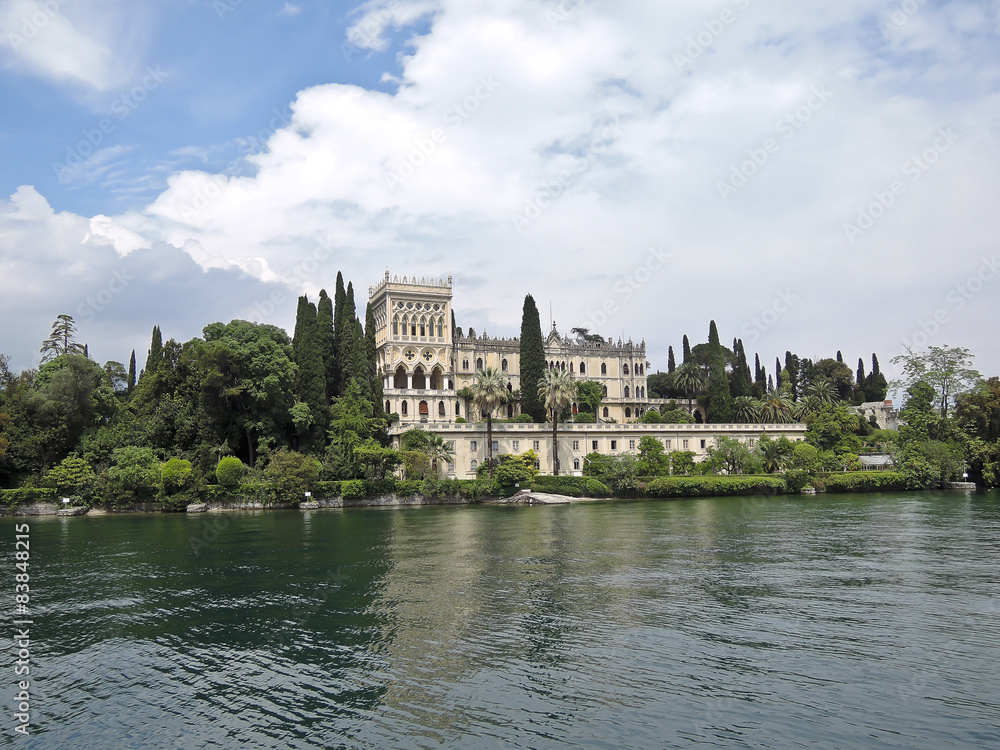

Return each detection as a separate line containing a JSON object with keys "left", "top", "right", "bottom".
{"left": 1, "top": 0, "right": 999, "bottom": 397}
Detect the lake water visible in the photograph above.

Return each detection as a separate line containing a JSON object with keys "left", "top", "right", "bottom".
{"left": 4, "top": 490, "right": 1000, "bottom": 748}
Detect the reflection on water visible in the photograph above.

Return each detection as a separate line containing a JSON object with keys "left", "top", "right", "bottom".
{"left": 4, "top": 491, "right": 1000, "bottom": 748}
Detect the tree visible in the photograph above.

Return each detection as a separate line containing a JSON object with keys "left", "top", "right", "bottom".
{"left": 325, "top": 378, "right": 385, "bottom": 479}
{"left": 756, "top": 434, "right": 792, "bottom": 473}
{"left": 292, "top": 295, "right": 328, "bottom": 452}
{"left": 317, "top": 289, "right": 338, "bottom": 401}
{"left": 264, "top": 449, "right": 320, "bottom": 501}
{"left": 570, "top": 327, "right": 605, "bottom": 344}
{"left": 758, "top": 390, "right": 794, "bottom": 424}
{"left": 519, "top": 295, "right": 546, "bottom": 422}
{"left": 538, "top": 367, "right": 575, "bottom": 475}
{"left": 682, "top": 335, "right": 691, "bottom": 363}
{"left": 956, "top": 377, "right": 1000, "bottom": 444}
{"left": 128, "top": 350, "right": 137, "bottom": 392}
{"left": 215, "top": 456, "right": 245, "bottom": 486}
{"left": 353, "top": 438, "right": 402, "bottom": 480}
{"left": 667, "top": 346, "right": 676, "bottom": 373}
{"left": 891, "top": 346, "right": 982, "bottom": 418}
{"left": 104, "top": 446, "right": 161, "bottom": 506}
{"left": 40, "top": 314, "right": 86, "bottom": 362}
{"left": 423, "top": 433, "right": 455, "bottom": 476}
{"left": 753, "top": 354, "right": 767, "bottom": 398}
{"left": 864, "top": 353, "right": 888, "bottom": 402}
{"left": 733, "top": 395, "right": 760, "bottom": 423}
{"left": 811, "top": 358, "right": 854, "bottom": 402}
{"left": 332, "top": 272, "right": 347, "bottom": 393}
{"left": 704, "top": 435, "right": 755, "bottom": 475}
{"left": 44, "top": 456, "right": 96, "bottom": 500}
{"left": 637, "top": 435, "right": 669, "bottom": 475}
{"left": 672, "top": 362, "right": 705, "bottom": 403}
{"left": 575, "top": 380, "right": 603, "bottom": 419}
{"left": 144, "top": 325, "right": 163, "bottom": 379}
{"left": 707, "top": 321, "right": 732, "bottom": 422}
{"left": 471, "top": 366, "right": 509, "bottom": 478}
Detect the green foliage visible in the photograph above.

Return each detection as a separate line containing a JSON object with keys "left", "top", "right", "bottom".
{"left": 495, "top": 452, "right": 538, "bottom": 486}
{"left": 341, "top": 479, "right": 365, "bottom": 499}
{"left": 454, "top": 416, "right": 467, "bottom": 423}
{"left": 703, "top": 435, "right": 757, "bottom": 475}
{"left": 103, "top": 446, "right": 161, "bottom": 507}
{"left": 670, "top": 450, "right": 696, "bottom": 476}
{"left": 783, "top": 469, "right": 811, "bottom": 492}
{"left": 640, "top": 409, "right": 661, "bottom": 423}
{"left": 707, "top": 320, "right": 733, "bottom": 422}
{"left": 325, "top": 379, "right": 385, "bottom": 479}
{"left": 40, "top": 314, "right": 87, "bottom": 362}
{"left": 161, "top": 458, "right": 193, "bottom": 491}
{"left": 215, "top": 456, "right": 245, "bottom": 487}
{"left": 530, "top": 475, "right": 610, "bottom": 497}
{"left": 891, "top": 345, "right": 982, "bottom": 418}
{"left": 896, "top": 440, "right": 963, "bottom": 487}
{"left": 823, "top": 471, "right": 906, "bottom": 492}
{"left": 44, "top": 456, "right": 96, "bottom": 498}
{"left": 292, "top": 295, "right": 328, "bottom": 451}
{"left": 519, "top": 295, "right": 547, "bottom": 422}
{"left": 575, "top": 380, "right": 603, "bottom": 416}
{"left": 791, "top": 442, "right": 820, "bottom": 471}
{"left": 659, "top": 408, "right": 693, "bottom": 424}
{"left": 401, "top": 450, "right": 431, "bottom": 479}
{"left": 642, "top": 475, "right": 786, "bottom": 498}
{"left": 581, "top": 452, "right": 638, "bottom": 495}
{"left": 353, "top": 438, "right": 401, "bottom": 480}
{"left": 636, "top": 435, "right": 670, "bottom": 476}
{"left": 0, "top": 487, "right": 58, "bottom": 508}
{"left": 574, "top": 411, "right": 596, "bottom": 423}
{"left": 264, "top": 449, "right": 321, "bottom": 501}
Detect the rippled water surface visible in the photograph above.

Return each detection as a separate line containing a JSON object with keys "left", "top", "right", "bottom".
{"left": 5, "top": 490, "right": 1000, "bottom": 748}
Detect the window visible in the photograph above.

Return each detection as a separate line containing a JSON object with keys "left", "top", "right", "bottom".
{"left": 683, "top": 439, "right": 689, "bottom": 450}
{"left": 411, "top": 322, "right": 417, "bottom": 336}
{"left": 448, "top": 462, "right": 454, "bottom": 472}
{"left": 748, "top": 439, "right": 755, "bottom": 447}
{"left": 438, "top": 401, "right": 445, "bottom": 416}
{"left": 700, "top": 439, "right": 706, "bottom": 449}
{"left": 580, "top": 362, "right": 586, "bottom": 374}
{"left": 492, "top": 440, "right": 498, "bottom": 452}
{"left": 463, "top": 358, "right": 469, "bottom": 370}
{"left": 470, "top": 440, "right": 478, "bottom": 451}
{"left": 502, "top": 358, "right": 508, "bottom": 372}
{"left": 385, "top": 400, "right": 391, "bottom": 414}
{"left": 665, "top": 439, "right": 672, "bottom": 450}
{"left": 456, "top": 402, "right": 461, "bottom": 416}
{"left": 419, "top": 401, "right": 429, "bottom": 415}
{"left": 476, "top": 357, "right": 483, "bottom": 370}
{"left": 533, "top": 440, "right": 539, "bottom": 451}
{"left": 392, "top": 319, "right": 398, "bottom": 335}
{"left": 611, "top": 440, "right": 617, "bottom": 450}
{"left": 624, "top": 363, "right": 630, "bottom": 375}
{"left": 470, "top": 459, "right": 478, "bottom": 470}
{"left": 602, "top": 407, "right": 609, "bottom": 418}
{"left": 446, "top": 441, "right": 454, "bottom": 450}
{"left": 592, "top": 440, "right": 598, "bottom": 451}
{"left": 420, "top": 321, "right": 426, "bottom": 336}
{"left": 625, "top": 407, "right": 631, "bottom": 418}
{"left": 624, "top": 386, "right": 630, "bottom": 398}
{"left": 601, "top": 362, "right": 607, "bottom": 375}
{"left": 573, "top": 459, "right": 580, "bottom": 471}
{"left": 401, "top": 401, "right": 408, "bottom": 415}
{"left": 437, "top": 321, "right": 443, "bottom": 337}
{"left": 572, "top": 440, "right": 579, "bottom": 451}
{"left": 507, "top": 404, "right": 514, "bottom": 417}
{"left": 512, "top": 440, "right": 519, "bottom": 451}
{"left": 570, "top": 362, "right": 574, "bottom": 373}
{"left": 629, "top": 440, "right": 635, "bottom": 450}
{"left": 534, "top": 460, "right": 540, "bottom": 469}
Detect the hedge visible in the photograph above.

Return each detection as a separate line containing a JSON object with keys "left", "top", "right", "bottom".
{"left": 822, "top": 471, "right": 906, "bottom": 493}
{"left": 529, "top": 476, "right": 611, "bottom": 498}
{"left": 641, "top": 476, "right": 788, "bottom": 498}
{"left": 0, "top": 488, "right": 58, "bottom": 508}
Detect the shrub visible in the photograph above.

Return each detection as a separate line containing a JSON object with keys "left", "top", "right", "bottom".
{"left": 823, "top": 471, "right": 906, "bottom": 493}
{"left": 103, "top": 446, "right": 161, "bottom": 507}
{"left": 0, "top": 488, "right": 58, "bottom": 508}
{"left": 264, "top": 450, "right": 321, "bottom": 502}
{"left": 642, "top": 475, "right": 787, "bottom": 498}
{"left": 395, "top": 480, "right": 422, "bottom": 496}
{"left": 215, "top": 457, "right": 245, "bottom": 487}
{"left": 573, "top": 412, "right": 596, "bottom": 423}
{"left": 791, "top": 443, "right": 820, "bottom": 471}
{"left": 44, "top": 457, "right": 96, "bottom": 500}
{"left": 454, "top": 417, "right": 467, "bottom": 423}
{"left": 314, "top": 480, "right": 342, "bottom": 498}
{"left": 530, "top": 475, "right": 611, "bottom": 498}
{"left": 341, "top": 479, "right": 365, "bottom": 499}
{"left": 784, "top": 469, "right": 811, "bottom": 493}
{"left": 161, "top": 458, "right": 194, "bottom": 491}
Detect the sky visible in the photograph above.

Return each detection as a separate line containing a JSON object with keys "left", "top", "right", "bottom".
{"left": 1, "top": 0, "right": 998, "bottom": 396}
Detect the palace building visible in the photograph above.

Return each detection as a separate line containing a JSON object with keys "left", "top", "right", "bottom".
{"left": 368, "top": 271, "right": 806, "bottom": 476}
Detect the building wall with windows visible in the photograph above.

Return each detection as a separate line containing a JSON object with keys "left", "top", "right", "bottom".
{"left": 391, "top": 422, "right": 808, "bottom": 478}
{"left": 369, "top": 271, "right": 653, "bottom": 427}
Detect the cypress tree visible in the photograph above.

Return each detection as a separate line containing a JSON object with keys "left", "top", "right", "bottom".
{"left": 865, "top": 353, "right": 888, "bottom": 402}
{"left": 785, "top": 351, "right": 800, "bottom": 401}
{"left": 856, "top": 357, "right": 866, "bottom": 385}
{"left": 519, "top": 294, "right": 546, "bottom": 422}
{"left": 293, "top": 296, "right": 327, "bottom": 451}
{"left": 754, "top": 353, "right": 766, "bottom": 398}
{"left": 667, "top": 346, "right": 676, "bottom": 373}
{"left": 836, "top": 350, "right": 843, "bottom": 363}
{"left": 768, "top": 374, "right": 774, "bottom": 391}
{"left": 335, "top": 281, "right": 357, "bottom": 393}
{"left": 707, "top": 320, "right": 732, "bottom": 422}
{"left": 775, "top": 357, "right": 782, "bottom": 390}
{"left": 332, "top": 272, "right": 347, "bottom": 392}
{"left": 144, "top": 326, "right": 162, "bottom": 379}
{"left": 317, "top": 289, "right": 337, "bottom": 401}
{"left": 682, "top": 335, "right": 691, "bottom": 364}
{"left": 365, "top": 301, "right": 384, "bottom": 419}
{"left": 128, "top": 350, "right": 136, "bottom": 393}
{"left": 731, "top": 339, "right": 752, "bottom": 398}
{"left": 349, "top": 319, "right": 371, "bottom": 402}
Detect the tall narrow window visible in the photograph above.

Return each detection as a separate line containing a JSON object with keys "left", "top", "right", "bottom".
{"left": 476, "top": 357, "right": 483, "bottom": 370}
{"left": 624, "top": 385, "right": 630, "bottom": 398}
{"left": 601, "top": 363, "right": 607, "bottom": 375}
{"left": 501, "top": 358, "right": 508, "bottom": 372}
{"left": 392, "top": 318, "right": 398, "bottom": 335}
{"left": 624, "top": 363, "right": 630, "bottom": 375}
{"left": 437, "top": 320, "right": 443, "bottom": 337}
{"left": 580, "top": 362, "right": 586, "bottom": 374}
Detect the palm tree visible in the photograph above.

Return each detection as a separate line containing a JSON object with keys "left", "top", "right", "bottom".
{"left": 424, "top": 433, "right": 455, "bottom": 476}
{"left": 803, "top": 379, "right": 838, "bottom": 404}
{"left": 538, "top": 367, "right": 575, "bottom": 475}
{"left": 470, "top": 366, "right": 508, "bottom": 478}
{"left": 793, "top": 395, "right": 824, "bottom": 421}
{"left": 758, "top": 389, "right": 794, "bottom": 423}
{"left": 733, "top": 396, "right": 761, "bottom": 424}
{"left": 671, "top": 362, "right": 706, "bottom": 413}
{"left": 757, "top": 438, "right": 791, "bottom": 473}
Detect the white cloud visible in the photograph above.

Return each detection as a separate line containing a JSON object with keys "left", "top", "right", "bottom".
{"left": 277, "top": 3, "right": 302, "bottom": 18}
{"left": 3, "top": 0, "right": 1000, "bottom": 381}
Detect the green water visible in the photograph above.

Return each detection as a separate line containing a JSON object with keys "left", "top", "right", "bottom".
{"left": 4, "top": 491, "right": 1000, "bottom": 748}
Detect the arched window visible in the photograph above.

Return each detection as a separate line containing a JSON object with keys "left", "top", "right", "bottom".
{"left": 573, "top": 459, "right": 580, "bottom": 471}
{"left": 501, "top": 358, "right": 508, "bottom": 372}
{"left": 580, "top": 362, "right": 586, "bottom": 375}
{"left": 623, "top": 363, "right": 630, "bottom": 375}
{"left": 447, "top": 379, "right": 453, "bottom": 389}
{"left": 639, "top": 364, "right": 644, "bottom": 375}
{"left": 624, "top": 385, "right": 630, "bottom": 398}
{"left": 602, "top": 407, "right": 609, "bottom": 418}
{"left": 507, "top": 381, "right": 513, "bottom": 392}
{"left": 439, "top": 401, "right": 446, "bottom": 416}
{"left": 462, "top": 358, "right": 469, "bottom": 370}
{"left": 401, "top": 401, "right": 408, "bottom": 416}
{"left": 385, "top": 400, "right": 391, "bottom": 413}
{"left": 410, "top": 319, "right": 417, "bottom": 336}
{"left": 419, "top": 400, "right": 429, "bottom": 416}
{"left": 456, "top": 402, "right": 461, "bottom": 416}
{"left": 602, "top": 384, "right": 608, "bottom": 396}
{"left": 625, "top": 407, "right": 632, "bottom": 418}
{"left": 470, "top": 459, "right": 478, "bottom": 471}
{"left": 507, "top": 404, "right": 514, "bottom": 417}
{"left": 601, "top": 362, "right": 607, "bottom": 375}
{"left": 412, "top": 367, "right": 426, "bottom": 390}
{"left": 392, "top": 317, "right": 399, "bottom": 335}
{"left": 570, "top": 362, "right": 574, "bottom": 373}
{"left": 476, "top": 357, "right": 483, "bottom": 370}
{"left": 561, "top": 362, "right": 566, "bottom": 371}
{"left": 430, "top": 367, "right": 443, "bottom": 390}
{"left": 393, "top": 366, "right": 407, "bottom": 389}
{"left": 641, "top": 386, "right": 645, "bottom": 398}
